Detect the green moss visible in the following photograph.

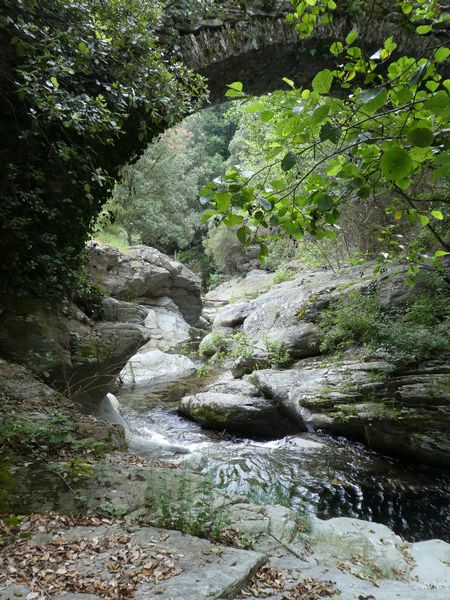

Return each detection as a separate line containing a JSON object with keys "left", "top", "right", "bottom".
{"left": 0, "top": 459, "right": 18, "bottom": 512}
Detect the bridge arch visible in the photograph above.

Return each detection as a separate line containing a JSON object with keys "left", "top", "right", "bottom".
{"left": 159, "top": 1, "right": 430, "bottom": 103}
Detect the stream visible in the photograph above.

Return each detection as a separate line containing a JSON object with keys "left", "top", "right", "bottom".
{"left": 110, "top": 380, "right": 450, "bottom": 544}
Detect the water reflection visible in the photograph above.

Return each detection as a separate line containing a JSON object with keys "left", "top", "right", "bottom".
{"left": 116, "top": 388, "right": 450, "bottom": 542}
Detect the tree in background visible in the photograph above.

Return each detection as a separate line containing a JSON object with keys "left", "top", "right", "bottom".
{"left": 100, "top": 105, "right": 235, "bottom": 254}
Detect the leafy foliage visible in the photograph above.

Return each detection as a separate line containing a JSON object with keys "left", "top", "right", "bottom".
{"left": 0, "top": 0, "right": 206, "bottom": 297}
{"left": 320, "top": 273, "right": 450, "bottom": 362}
{"left": 202, "top": 0, "right": 450, "bottom": 280}
{"left": 203, "top": 331, "right": 291, "bottom": 367}
{"left": 0, "top": 414, "right": 74, "bottom": 455}
{"left": 99, "top": 105, "right": 234, "bottom": 254}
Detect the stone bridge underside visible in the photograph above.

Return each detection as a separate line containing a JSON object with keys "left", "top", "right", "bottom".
{"left": 159, "top": 1, "right": 432, "bottom": 104}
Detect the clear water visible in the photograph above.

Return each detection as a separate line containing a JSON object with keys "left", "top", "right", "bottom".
{"left": 115, "top": 385, "right": 450, "bottom": 543}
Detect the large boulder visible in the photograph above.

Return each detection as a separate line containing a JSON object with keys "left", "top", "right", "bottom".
{"left": 179, "top": 372, "right": 299, "bottom": 438}
{"left": 87, "top": 242, "right": 202, "bottom": 325}
{"left": 205, "top": 269, "right": 272, "bottom": 305}
{"left": 179, "top": 391, "right": 299, "bottom": 438}
{"left": 140, "top": 296, "right": 196, "bottom": 352}
{"left": 0, "top": 296, "right": 149, "bottom": 400}
{"left": 251, "top": 357, "right": 450, "bottom": 467}
{"left": 0, "top": 360, "right": 126, "bottom": 451}
{"left": 206, "top": 263, "right": 436, "bottom": 372}
{"left": 120, "top": 349, "right": 197, "bottom": 388}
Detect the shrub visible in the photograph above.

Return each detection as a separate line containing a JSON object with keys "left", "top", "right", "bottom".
{"left": 320, "top": 276, "right": 450, "bottom": 363}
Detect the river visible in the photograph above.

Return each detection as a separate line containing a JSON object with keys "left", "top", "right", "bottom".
{"left": 112, "top": 381, "right": 450, "bottom": 543}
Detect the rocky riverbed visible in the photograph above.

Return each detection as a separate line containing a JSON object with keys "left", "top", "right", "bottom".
{"left": 1, "top": 244, "right": 449, "bottom": 599}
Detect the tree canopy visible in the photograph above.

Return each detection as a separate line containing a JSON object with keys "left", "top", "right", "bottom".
{"left": 101, "top": 105, "right": 234, "bottom": 253}
{"left": 201, "top": 0, "right": 450, "bottom": 283}
{"left": 0, "top": 0, "right": 206, "bottom": 297}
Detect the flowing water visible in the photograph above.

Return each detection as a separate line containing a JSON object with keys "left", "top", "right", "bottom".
{"left": 113, "top": 383, "right": 450, "bottom": 543}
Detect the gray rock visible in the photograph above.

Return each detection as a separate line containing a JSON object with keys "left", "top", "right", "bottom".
{"left": 179, "top": 391, "right": 299, "bottom": 438}
{"left": 205, "top": 269, "right": 272, "bottom": 304}
{"left": 0, "top": 297, "right": 149, "bottom": 400}
{"left": 252, "top": 357, "right": 450, "bottom": 466}
{"left": 205, "top": 371, "right": 260, "bottom": 396}
{"left": 213, "top": 302, "right": 251, "bottom": 328}
{"left": 87, "top": 242, "right": 202, "bottom": 325}
{"left": 140, "top": 297, "right": 194, "bottom": 352}
{"left": 409, "top": 539, "right": 450, "bottom": 586}
{"left": 10, "top": 524, "right": 265, "bottom": 600}
{"left": 120, "top": 349, "right": 197, "bottom": 388}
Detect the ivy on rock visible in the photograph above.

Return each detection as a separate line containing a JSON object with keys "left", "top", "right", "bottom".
{"left": 0, "top": 0, "right": 206, "bottom": 297}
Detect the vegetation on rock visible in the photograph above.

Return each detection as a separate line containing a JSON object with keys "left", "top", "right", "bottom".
{"left": 320, "top": 270, "right": 450, "bottom": 362}
{"left": 0, "top": 0, "right": 205, "bottom": 298}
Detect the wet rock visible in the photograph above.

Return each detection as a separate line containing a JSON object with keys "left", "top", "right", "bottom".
{"left": 179, "top": 391, "right": 299, "bottom": 438}
{"left": 97, "top": 393, "right": 189, "bottom": 455}
{"left": 252, "top": 357, "right": 450, "bottom": 466}
{"left": 87, "top": 242, "right": 202, "bottom": 325}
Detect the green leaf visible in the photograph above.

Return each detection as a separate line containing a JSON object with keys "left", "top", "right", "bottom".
{"left": 282, "top": 77, "right": 295, "bottom": 89}
{"left": 260, "top": 110, "right": 274, "bottom": 123}
{"left": 310, "top": 104, "right": 330, "bottom": 126}
{"left": 431, "top": 210, "right": 444, "bottom": 220}
{"left": 358, "top": 87, "right": 387, "bottom": 113}
{"left": 257, "top": 196, "right": 272, "bottom": 210}
{"left": 424, "top": 91, "right": 450, "bottom": 119}
{"left": 407, "top": 127, "right": 434, "bottom": 148}
{"left": 215, "top": 191, "right": 231, "bottom": 212}
{"left": 416, "top": 25, "right": 432, "bottom": 35}
{"left": 199, "top": 184, "right": 215, "bottom": 197}
{"left": 225, "top": 82, "right": 245, "bottom": 98}
{"left": 345, "top": 30, "right": 358, "bottom": 45}
{"left": 396, "top": 88, "right": 413, "bottom": 104}
{"left": 418, "top": 214, "right": 430, "bottom": 227}
{"left": 78, "top": 42, "right": 89, "bottom": 55}
{"left": 435, "top": 250, "right": 449, "bottom": 257}
{"left": 330, "top": 41, "right": 343, "bottom": 55}
{"left": 315, "top": 193, "right": 334, "bottom": 211}
{"left": 326, "top": 159, "right": 343, "bottom": 176}
{"left": 237, "top": 226, "right": 251, "bottom": 244}
{"left": 312, "top": 69, "right": 333, "bottom": 94}
{"left": 409, "top": 62, "right": 429, "bottom": 86}
{"left": 435, "top": 47, "right": 450, "bottom": 63}
{"left": 223, "top": 213, "right": 244, "bottom": 226}
{"left": 244, "top": 101, "right": 265, "bottom": 113}
{"left": 320, "top": 122, "right": 342, "bottom": 143}
{"left": 380, "top": 146, "right": 413, "bottom": 181}
{"left": 200, "top": 210, "right": 216, "bottom": 224}
{"left": 281, "top": 151, "right": 297, "bottom": 171}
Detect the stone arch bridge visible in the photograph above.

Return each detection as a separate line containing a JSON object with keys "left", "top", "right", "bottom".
{"left": 158, "top": 1, "right": 432, "bottom": 104}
